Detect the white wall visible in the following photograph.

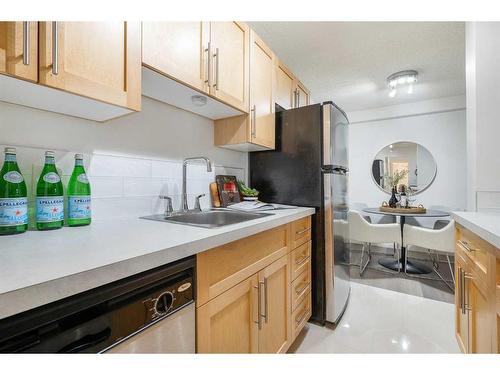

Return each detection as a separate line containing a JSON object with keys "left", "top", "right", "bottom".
{"left": 349, "top": 109, "right": 467, "bottom": 214}
{"left": 0, "top": 97, "right": 248, "bottom": 221}
{"left": 466, "top": 22, "right": 500, "bottom": 211}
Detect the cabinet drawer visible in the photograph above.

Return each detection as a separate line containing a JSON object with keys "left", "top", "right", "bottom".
{"left": 197, "top": 224, "right": 290, "bottom": 306}
{"left": 456, "top": 225, "right": 491, "bottom": 271}
{"left": 291, "top": 291, "right": 311, "bottom": 339}
{"left": 291, "top": 267, "right": 311, "bottom": 311}
{"left": 291, "top": 241, "right": 311, "bottom": 281}
{"left": 291, "top": 216, "right": 312, "bottom": 249}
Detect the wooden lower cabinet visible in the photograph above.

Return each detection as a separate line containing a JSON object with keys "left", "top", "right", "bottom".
{"left": 258, "top": 255, "right": 291, "bottom": 353}
{"left": 196, "top": 216, "right": 312, "bottom": 353}
{"left": 455, "top": 224, "right": 500, "bottom": 353}
{"left": 197, "top": 274, "right": 259, "bottom": 353}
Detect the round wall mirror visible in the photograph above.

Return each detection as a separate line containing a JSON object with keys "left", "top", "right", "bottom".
{"left": 371, "top": 142, "right": 437, "bottom": 195}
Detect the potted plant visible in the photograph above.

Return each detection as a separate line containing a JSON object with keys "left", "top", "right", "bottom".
{"left": 237, "top": 180, "right": 259, "bottom": 201}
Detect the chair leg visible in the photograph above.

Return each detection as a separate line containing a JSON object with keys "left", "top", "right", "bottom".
{"left": 446, "top": 255, "right": 455, "bottom": 285}
{"left": 359, "top": 242, "right": 371, "bottom": 276}
{"left": 433, "top": 263, "right": 454, "bottom": 292}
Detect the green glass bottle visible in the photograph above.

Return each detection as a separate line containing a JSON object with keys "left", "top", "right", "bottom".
{"left": 0, "top": 147, "right": 28, "bottom": 235}
{"left": 36, "top": 151, "right": 64, "bottom": 230}
{"left": 68, "top": 154, "right": 91, "bottom": 227}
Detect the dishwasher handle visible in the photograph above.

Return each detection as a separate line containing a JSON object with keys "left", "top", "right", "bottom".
{"left": 60, "top": 327, "right": 111, "bottom": 353}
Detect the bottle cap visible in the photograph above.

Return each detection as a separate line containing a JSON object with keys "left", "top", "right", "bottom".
{"left": 4, "top": 147, "right": 16, "bottom": 154}
{"left": 75, "top": 153, "right": 83, "bottom": 160}
{"left": 45, "top": 151, "right": 55, "bottom": 157}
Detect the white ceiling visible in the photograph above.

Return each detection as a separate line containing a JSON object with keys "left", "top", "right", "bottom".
{"left": 248, "top": 22, "right": 465, "bottom": 112}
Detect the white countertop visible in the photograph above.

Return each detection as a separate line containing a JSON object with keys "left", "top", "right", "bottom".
{"left": 452, "top": 211, "right": 500, "bottom": 250}
{"left": 0, "top": 207, "right": 314, "bottom": 320}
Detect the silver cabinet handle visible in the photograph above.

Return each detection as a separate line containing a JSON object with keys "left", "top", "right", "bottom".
{"left": 52, "top": 22, "right": 59, "bottom": 75}
{"left": 295, "top": 255, "right": 309, "bottom": 266}
{"left": 204, "top": 42, "right": 211, "bottom": 86}
{"left": 213, "top": 47, "right": 219, "bottom": 89}
{"left": 251, "top": 105, "right": 256, "bottom": 137}
{"left": 263, "top": 278, "right": 268, "bottom": 324}
{"left": 295, "top": 281, "right": 310, "bottom": 295}
{"left": 293, "top": 89, "right": 297, "bottom": 108}
{"left": 253, "top": 284, "right": 262, "bottom": 329}
{"left": 23, "top": 21, "right": 29, "bottom": 65}
{"left": 458, "top": 267, "right": 464, "bottom": 313}
{"left": 296, "top": 227, "right": 309, "bottom": 236}
{"left": 297, "top": 90, "right": 301, "bottom": 107}
{"left": 458, "top": 240, "right": 477, "bottom": 253}
{"left": 295, "top": 308, "right": 310, "bottom": 325}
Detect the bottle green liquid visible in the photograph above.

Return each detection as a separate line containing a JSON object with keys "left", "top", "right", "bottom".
{"left": 0, "top": 147, "right": 28, "bottom": 235}
{"left": 36, "top": 151, "right": 64, "bottom": 230}
{"left": 68, "top": 154, "right": 91, "bottom": 227}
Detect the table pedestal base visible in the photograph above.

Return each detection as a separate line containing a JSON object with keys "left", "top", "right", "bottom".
{"left": 378, "top": 257, "right": 432, "bottom": 275}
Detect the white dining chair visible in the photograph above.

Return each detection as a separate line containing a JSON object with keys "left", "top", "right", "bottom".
{"left": 403, "top": 219, "right": 455, "bottom": 290}
{"left": 348, "top": 211, "right": 402, "bottom": 276}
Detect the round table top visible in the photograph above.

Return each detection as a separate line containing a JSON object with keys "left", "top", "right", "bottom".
{"left": 363, "top": 207, "right": 449, "bottom": 217}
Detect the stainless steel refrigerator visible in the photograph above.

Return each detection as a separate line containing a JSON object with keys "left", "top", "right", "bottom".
{"left": 249, "top": 102, "right": 350, "bottom": 325}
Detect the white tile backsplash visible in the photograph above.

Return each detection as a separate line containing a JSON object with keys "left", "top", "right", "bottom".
{"left": 91, "top": 176, "right": 124, "bottom": 198}
{"left": 89, "top": 154, "right": 152, "bottom": 178}
{"left": 1, "top": 146, "right": 245, "bottom": 220}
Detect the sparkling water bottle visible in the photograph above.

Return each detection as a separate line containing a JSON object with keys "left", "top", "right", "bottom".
{"left": 68, "top": 154, "right": 91, "bottom": 226}
{"left": 0, "top": 147, "right": 28, "bottom": 235}
{"left": 36, "top": 151, "right": 64, "bottom": 230}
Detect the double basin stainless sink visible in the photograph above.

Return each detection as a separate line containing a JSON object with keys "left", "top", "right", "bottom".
{"left": 141, "top": 209, "right": 273, "bottom": 228}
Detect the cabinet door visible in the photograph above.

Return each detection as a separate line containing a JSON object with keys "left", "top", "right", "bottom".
{"left": 469, "top": 276, "right": 492, "bottom": 353}
{"left": 275, "top": 60, "right": 295, "bottom": 110}
{"left": 258, "top": 255, "right": 291, "bottom": 353}
{"left": 197, "top": 274, "right": 259, "bottom": 353}
{"left": 249, "top": 30, "right": 275, "bottom": 150}
{"left": 296, "top": 81, "right": 310, "bottom": 107}
{"left": 142, "top": 22, "right": 209, "bottom": 94}
{"left": 455, "top": 250, "right": 469, "bottom": 353}
{"left": 0, "top": 21, "right": 37, "bottom": 81}
{"left": 39, "top": 22, "right": 141, "bottom": 110}
{"left": 210, "top": 22, "right": 249, "bottom": 112}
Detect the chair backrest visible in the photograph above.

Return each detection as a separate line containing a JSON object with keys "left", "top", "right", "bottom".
{"left": 404, "top": 219, "right": 455, "bottom": 254}
{"left": 348, "top": 210, "right": 400, "bottom": 245}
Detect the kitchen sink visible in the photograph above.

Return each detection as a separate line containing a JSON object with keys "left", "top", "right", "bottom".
{"left": 141, "top": 209, "right": 273, "bottom": 228}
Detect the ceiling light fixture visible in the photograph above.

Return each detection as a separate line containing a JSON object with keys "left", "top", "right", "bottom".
{"left": 386, "top": 70, "right": 418, "bottom": 98}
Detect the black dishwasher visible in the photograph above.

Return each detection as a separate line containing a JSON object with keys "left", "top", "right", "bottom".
{"left": 0, "top": 256, "right": 195, "bottom": 353}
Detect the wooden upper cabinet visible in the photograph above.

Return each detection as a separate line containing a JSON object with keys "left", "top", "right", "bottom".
{"left": 275, "top": 60, "right": 295, "bottom": 110}
{"left": 38, "top": 22, "right": 141, "bottom": 111}
{"left": 258, "top": 255, "right": 291, "bottom": 353}
{"left": 296, "top": 80, "right": 310, "bottom": 107}
{"left": 249, "top": 30, "right": 275, "bottom": 149}
{"left": 210, "top": 22, "right": 249, "bottom": 112}
{"left": 197, "top": 274, "right": 259, "bottom": 353}
{"left": 142, "top": 22, "right": 209, "bottom": 94}
{"left": 0, "top": 22, "right": 38, "bottom": 82}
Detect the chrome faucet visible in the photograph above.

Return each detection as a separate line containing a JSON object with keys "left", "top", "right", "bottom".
{"left": 181, "top": 157, "right": 212, "bottom": 212}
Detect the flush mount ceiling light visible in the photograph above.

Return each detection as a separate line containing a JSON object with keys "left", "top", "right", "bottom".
{"left": 387, "top": 70, "right": 418, "bottom": 98}
{"left": 191, "top": 95, "right": 207, "bottom": 106}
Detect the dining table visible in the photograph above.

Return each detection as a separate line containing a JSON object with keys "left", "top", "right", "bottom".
{"left": 362, "top": 207, "right": 450, "bottom": 274}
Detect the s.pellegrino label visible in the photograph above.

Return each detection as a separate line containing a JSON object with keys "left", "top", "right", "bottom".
{"left": 0, "top": 198, "right": 28, "bottom": 226}
{"left": 36, "top": 196, "right": 64, "bottom": 223}
{"left": 68, "top": 195, "right": 91, "bottom": 219}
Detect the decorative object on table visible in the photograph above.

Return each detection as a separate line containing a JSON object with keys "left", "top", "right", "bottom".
{"left": 380, "top": 202, "right": 426, "bottom": 214}
{"left": 215, "top": 175, "right": 240, "bottom": 207}
{"left": 236, "top": 180, "right": 259, "bottom": 201}
{"left": 383, "top": 169, "right": 408, "bottom": 192}
{"left": 388, "top": 186, "right": 398, "bottom": 208}
{"left": 209, "top": 182, "right": 221, "bottom": 208}
{"left": 399, "top": 185, "right": 408, "bottom": 208}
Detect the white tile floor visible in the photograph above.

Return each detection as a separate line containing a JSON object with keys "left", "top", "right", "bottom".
{"left": 289, "top": 281, "right": 460, "bottom": 353}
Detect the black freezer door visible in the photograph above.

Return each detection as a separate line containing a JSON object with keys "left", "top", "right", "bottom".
{"left": 250, "top": 104, "right": 323, "bottom": 207}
